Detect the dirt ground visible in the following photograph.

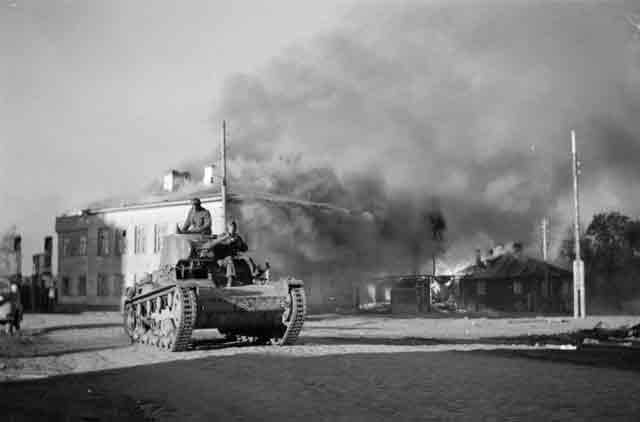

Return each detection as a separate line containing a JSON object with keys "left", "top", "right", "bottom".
{"left": 1, "top": 312, "right": 639, "bottom": 381}
{"left": 1, "top": 312, "right": 639, "bottom": 421}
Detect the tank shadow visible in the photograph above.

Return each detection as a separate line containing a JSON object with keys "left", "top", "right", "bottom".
{"left": 295, "top": 333, "right": 578, "bottom": 347}
{"left": 190, "top": 338, "right": 261, "bottom": 351}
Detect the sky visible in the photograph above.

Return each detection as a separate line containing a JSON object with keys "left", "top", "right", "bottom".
{"left": 2, "top": 0, "right": 640, "bottom": 274}
{"left": 0, "top": 0, "right": 358, "bottom": 271}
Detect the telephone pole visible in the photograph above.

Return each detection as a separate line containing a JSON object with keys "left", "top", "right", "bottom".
{"left": 541, "top": 217, "right": 550, "bottom": 299}
{"left": 571, "top": 130, "right": 586, "bottom": 318}
{"left": 541, "top": 217, "right": 549, "bottom": 261}
{"left": 221, "top": 120, "right": 228, "bottom": 230}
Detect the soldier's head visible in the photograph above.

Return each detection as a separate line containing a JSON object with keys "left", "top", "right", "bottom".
{"left": 228, "top": 220, "right": 237, "bottom": 234}
{"left": 191, "top": 197, "right": 202, "bottom": 210}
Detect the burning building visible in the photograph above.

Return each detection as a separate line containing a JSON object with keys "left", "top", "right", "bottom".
{"left": 54, "top": 168, "right": 362, "bottom": 312}
{"left": 457, "top": 244, "right": 572, "bottom": 313}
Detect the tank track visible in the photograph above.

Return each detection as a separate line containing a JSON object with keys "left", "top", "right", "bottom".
{"left": 171, "top": 287, "right": 197, "bottom": 351}
{"left": 123, "top": 285, "right": 197, "bottom": 352}
{"left": 277, "top": 285, "right": 306, "bottom": 345}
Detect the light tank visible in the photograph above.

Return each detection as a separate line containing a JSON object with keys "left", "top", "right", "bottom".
{"left": 123, "top": 233, "right": 306, "bottom": 351}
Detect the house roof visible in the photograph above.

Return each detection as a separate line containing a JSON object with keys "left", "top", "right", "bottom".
{"left": 85, "top": 185, "right": 222, "bottom": 211}
{"left": 458, "top": 253, "right": 571, "bottom": 280}
{"left": 60, "top": 185, "right": 357, "bottom": 217}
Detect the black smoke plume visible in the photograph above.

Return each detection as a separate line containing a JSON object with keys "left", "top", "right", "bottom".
{"left": 178, "top": 0, "right": 640, "bottom": 276}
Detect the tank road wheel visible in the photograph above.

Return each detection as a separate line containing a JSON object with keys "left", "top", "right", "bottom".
{"left": 273, "top": 285, "right": 306, "bottom": 346}
{"left": 122, "top": 286, "right": 196, "bottom": 352}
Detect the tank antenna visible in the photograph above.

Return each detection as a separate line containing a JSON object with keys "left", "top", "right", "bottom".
{"left": 221, "top": 120, "right": 228, "bottom": 230}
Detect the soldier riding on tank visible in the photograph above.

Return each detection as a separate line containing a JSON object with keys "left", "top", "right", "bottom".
{"left": 177, "top": 198, "right": 212, "bottom": 235}
{"left": 199, "top": 221, "right": 248, "bottom": 287}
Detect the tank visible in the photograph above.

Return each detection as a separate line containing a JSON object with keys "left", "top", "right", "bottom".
{"left": 123, "top": 233, "right": 306, "bottom": 351}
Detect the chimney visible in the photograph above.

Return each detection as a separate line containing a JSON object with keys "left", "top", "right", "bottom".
{"left": 203, "top": 165, "right": 217, "bottom": 185}
{"left": 475, "top": 249, "right": 482, "bottom": 267}
{"left": 163, "top": 170, "right": 191, "bottom": 192}
{"left": 512, "top": 242, "right": 523, "bottom": 256}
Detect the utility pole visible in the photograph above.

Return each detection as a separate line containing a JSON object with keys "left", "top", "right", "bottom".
{"left": 541, "top": 217, "right": 550, "bottom": 299}
{"left": 541, "top": 218, "right": 548, "bottom": 261}
{"left": 221, "top": 120, "right": 228, "bottom": 230}
{"left": 571, "top": 130, "right": 586, "bottom": 318}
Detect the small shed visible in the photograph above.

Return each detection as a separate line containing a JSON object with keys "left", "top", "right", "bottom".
{"left": 458, "top": 251, "right": 572, "bottom": 313}
{"left": 389, "top": 276, "right": 431, "bottom": 314}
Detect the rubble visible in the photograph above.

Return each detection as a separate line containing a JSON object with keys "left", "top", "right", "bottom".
{"left": 576, "top": 321, "right": 640, "bottom": 350}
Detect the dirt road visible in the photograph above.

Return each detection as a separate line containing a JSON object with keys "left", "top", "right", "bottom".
{"left": 2, "top": 349, "right": 640, "bottom": 421}
{"left": 1, "top": 313, "right": 639, "bottom": 420}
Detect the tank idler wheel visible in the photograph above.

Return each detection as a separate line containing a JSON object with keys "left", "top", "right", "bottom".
{"left": 123, "top": 304, "right": 137, "bottom": 341}
{"left": 275, "top": 285, "right": 306, "bottom": 346}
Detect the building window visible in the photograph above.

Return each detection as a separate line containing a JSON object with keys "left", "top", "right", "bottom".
{"left": 154, "top": 223, "right": 168, "bottom": 253}
{"left": 98, "top": 228, "right": 111, "bottom": 256}
{"left": 115, "top": 229, "right": 127, "bottom": 255}
{"left": 513, "top": 281, "right": 524, "bottom": 295}
{"left": 62, "top": 237, "right": 71, "bottom": 257}
{"left": 62, "top": 277, "right": 71, "bottom": 296}
{"left": 134, "top": 225, "right": 146, "bottom": 254}
{"left": 61, "top": 231, "right": 88, "bottom": 257}
{"left": 476, "top": 281, "right": 487, "bottom": 296}
{"left": 79, "top": 235, "right": 87, "bottom": 256}
{"left": 97, "top": 273, "right": 109, "bottom": 296}
{"left": 77, "top": 275, "right": 87, "bottom": 296}
{"left": 112, "top": 274, "right": 124, "bottom": 296}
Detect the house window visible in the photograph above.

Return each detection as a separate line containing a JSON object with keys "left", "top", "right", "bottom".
{"left": 97, "top": 228, "right": 111, "bottom": 256}
{"left": 115, "top": 229, "right": 127, "bottom": 254}
{"left": 154, "top": 223, "right": 168, "bottom": 253}
{"left": 112, "top": 274, "right": 124, "bottom": 296}
{"left": 513, "top": 281, "right": 524, "bottom": 295}
{"left": 97, "top": 273, "right": 109, "bottom": 296}
{"left": 79, "top": 235, "right": 87, "bottom": 256}
{"left": 62, "top": 237, "right": 71, "bottom": 257}
{"left": 62, "top": 277, "right": 71, "bottom": 296}
{"left": 476, "top": 281, "right": 487, "bottom": 296}
{"left": 134, "top": 225, "right": 146, "bottom": 254}
{"left": 77, "top": 275, "right": 87, "bottom": 296}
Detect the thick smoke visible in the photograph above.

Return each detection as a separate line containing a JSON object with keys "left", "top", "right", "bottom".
{"left": 180, "top": 0, "right": 640, "bottom": 274}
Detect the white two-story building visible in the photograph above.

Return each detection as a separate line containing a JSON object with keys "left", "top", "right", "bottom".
{"left": 55, "top": 168, "right": 356, "bottom": 312}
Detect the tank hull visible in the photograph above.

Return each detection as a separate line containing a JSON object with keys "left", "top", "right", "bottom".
{"left": 123, "top": 278, "right": 306, "bottom": 351}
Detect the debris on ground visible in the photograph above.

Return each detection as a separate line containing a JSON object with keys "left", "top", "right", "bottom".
{"left": 576, "top": 322, "right": 640, "bottom": 350}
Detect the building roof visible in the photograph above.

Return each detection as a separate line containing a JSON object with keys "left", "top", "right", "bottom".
{"left": 458, "top": 252, "right": 571, "bottom": 280}
{"left": 60, "top": 185, "right": 357, "bottom": 217}
{"left": 85, "top": 184, "right": 222, "bottom": 211}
